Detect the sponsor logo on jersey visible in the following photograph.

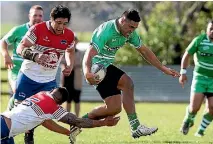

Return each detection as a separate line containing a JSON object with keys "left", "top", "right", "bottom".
{"left": 203, "top": 46, "right": 209, "bottom": 50}
{"left": 61, "top": 40, "right": 67, "bottom": 45}
{"left": 43, "top": 36, "right": 50, "bottom": 42}
{"left": 112, "top": 39, "right": 117, "bottom": 42}
{"left": 106, "top": 47, "right": 120, "bottom": 51}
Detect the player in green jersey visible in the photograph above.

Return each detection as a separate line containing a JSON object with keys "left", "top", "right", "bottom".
{"left": 0, "top": 5, "right": 44, "bottom": 109}
{"left": 69, "top": 9, "right": 180, "bottom": 142}
{"left": 180, "top": 20, "right": 213, "bottom": 137}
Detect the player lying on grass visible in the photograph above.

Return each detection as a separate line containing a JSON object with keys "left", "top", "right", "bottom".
{"left": 1, "top": 87, "right": 120, "bottom": 144}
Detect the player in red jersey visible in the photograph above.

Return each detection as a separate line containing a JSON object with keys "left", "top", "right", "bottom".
{"left": 15, "top": 5, "right": 75, "bottom": 144}
{"left": 1, "top": 87, "right": 120, "bottom": 144}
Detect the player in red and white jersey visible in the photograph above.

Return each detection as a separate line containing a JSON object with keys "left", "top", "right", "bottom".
{"left": 14, "top": 5, "right": 75, "bottom": 144}
{"left": 1, "top": 87, "right": 120, "bottom": 144}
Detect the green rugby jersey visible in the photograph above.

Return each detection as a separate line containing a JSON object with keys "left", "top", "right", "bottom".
{"left": 186, "top": 34, "right": 213, "bottom": 77}
{"left": 2, "top": 23, "right": 29, "bottom": 80}
{"left": 91, "top": 19, "right": 142, "bottom": 67}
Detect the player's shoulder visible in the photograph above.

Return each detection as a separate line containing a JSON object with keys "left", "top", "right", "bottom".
{"left": 193, "top": 33, "right": 207, "bottom": 42}
{"left": 95, "top": 19, "right": 116, "bottom": 37}
{"left": 33, "top": 22, "right": 46, "bottom": 29}
{"left": 101, "top": 19, "right": 116, "bottom": 30}
{"left": 10, "top": 23, "right": 28, "bottom": 32}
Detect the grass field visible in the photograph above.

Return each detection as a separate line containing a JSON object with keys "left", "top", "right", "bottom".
{"left": 1, "top": 95, "right": 213, "bottom": 144}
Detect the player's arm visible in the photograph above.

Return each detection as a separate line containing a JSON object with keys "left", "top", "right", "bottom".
{"left": 62, "top": 44, "right": 75, "bottom": 76}
{"left": 137, "top": 45, "right": 165, "bottom": 71}
{"left": 179, "top": 36, "right": 198, "bottom": 87}
{"left": 42, "top": 119, "right": 70, "bottom": 136}
{"left": 0, "top": 27, "right": 17, "bottom": 69}
{"left": 137, "top": 45, "right": 180, "bottom": 77}
{"left": 59, "top": 112, "right": 120, "bottom": 128}
{"left": 82, "top": 45, "right": 98, "bottom": 75}
{"left": 16, "top": 26, "right": 48, "bottom": 64}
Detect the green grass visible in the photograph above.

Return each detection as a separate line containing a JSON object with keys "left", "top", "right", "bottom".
{"left": 1, "top": 98, "right": 212, "bottom": 144}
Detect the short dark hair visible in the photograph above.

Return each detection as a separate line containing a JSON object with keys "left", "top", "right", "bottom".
{"left": 50, "top": 5, "right": 71, "bottom": 22}
{"left": 122, "top": 9, "right": 141, "bottom": 22}
{"left": 57, "top": 87, "right": 69, "bottom": 103}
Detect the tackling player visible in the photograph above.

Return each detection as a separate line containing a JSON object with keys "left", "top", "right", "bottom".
{"left": 1, "top": 87, "right": 120, "bottom": 144}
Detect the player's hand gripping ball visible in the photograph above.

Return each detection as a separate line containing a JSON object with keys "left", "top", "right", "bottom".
{"left": 91, "top": 63, "right": 106, "bottom": 82}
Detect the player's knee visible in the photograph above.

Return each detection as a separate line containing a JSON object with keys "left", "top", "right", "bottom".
{"left": 119, "top": 74, "right": 134, "bottom": 90}
{"left": 189, "top": 105, "right": 200, "bottom": 113}
{"left": 107, "top": 105, "right": 122, "bottom": 115}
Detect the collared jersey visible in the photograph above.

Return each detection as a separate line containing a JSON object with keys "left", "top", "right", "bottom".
{"left": 91, "top": 19, "right": 142, "bottom": 67}
{"left": 21, "top": 21, "right": 74, "bottom": 83}
{"left": 186, "top": 34, "right": 213, "bottom": 77}
{"left": 2, "top": 91, "right": 68, "bottom": 138}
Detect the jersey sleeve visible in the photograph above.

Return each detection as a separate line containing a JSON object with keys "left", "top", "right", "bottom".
{"left": 186, "top": 36, "right": 200, "bottom": 55}
{"left": 128, "top": 31, "right": 143, "bottom": 49}
{"left": 24, "top": 25, "right": 38, "bottom": 44}
{"left": 90, "top": 24, "right": 109, "bottom": 53}
{"left": 52, "top": 106, "right": 68, "bottom": 121}
{"left": 2, "top": 27, "right": 18, "bottom": 45}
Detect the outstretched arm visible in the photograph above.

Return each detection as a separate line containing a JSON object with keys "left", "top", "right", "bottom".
{"left": 59, "top": 113, "right": 120, "bottom": 128}
{"left": 137, "top": 45, "right": 180, "bottom": 77}
{"left": 42, "top": 119, "right": 70, "bottom": 136}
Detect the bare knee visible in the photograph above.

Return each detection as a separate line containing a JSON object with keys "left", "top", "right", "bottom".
{"left": 107, "top": 105, "right": 122, "bottom": 115}
{"left": 118, "top": 74, "right": 134, "bottom": 90}
{"left": 189, "top": 104, "right": 200, "bottom": 113}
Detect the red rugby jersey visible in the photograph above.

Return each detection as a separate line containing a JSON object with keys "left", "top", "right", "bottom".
{"left": 21, "top": 21, "right": 74, "bottom": 83}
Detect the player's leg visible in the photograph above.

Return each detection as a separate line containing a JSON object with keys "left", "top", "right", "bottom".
{"left": 64, "top": 71, "right": 75, "bottom": 112}
{"left": 118, "top": 73, "right": 158, "bottom": 138}
{"left": 84, "top": 94, "right": 122, "bottom": 119}
{"left": 66, "top": 89, "right": 73, "bottom": 112}
{"left": 195, "top": 95, "right": 213, "bottom": 137}
{"left": 180, "top": 74, "right": 205, "bottom": 135}
{"left": 1, "top": 115, "right": 15, "bottom": 144}
{"left": 195, "top": 78, "right": 213, "bottom": 137}
{"left": 73, "top": 90, "right": 81, "bottom": 117}
{"left": 82, "top": 65, "right": 123, "bottom": 119}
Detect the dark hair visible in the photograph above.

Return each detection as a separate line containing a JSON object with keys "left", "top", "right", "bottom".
{"left": 50, "top": 5, "right": 71, "bottom": 22}
{"left": 57, "top": 87, "right": 69, "bottom": 103}
{"left": 122, "top": 9, "right": 141, "bottom": 22}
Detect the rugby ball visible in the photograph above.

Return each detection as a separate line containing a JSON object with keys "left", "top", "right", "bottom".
{"left": 91, "top": 63, "right": 106, "bottom": 81}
